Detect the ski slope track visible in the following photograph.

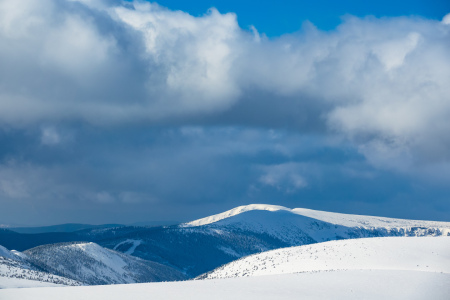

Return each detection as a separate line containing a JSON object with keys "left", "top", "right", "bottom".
{"left": 201, "top": 236, "right": 450, "bottom": 279}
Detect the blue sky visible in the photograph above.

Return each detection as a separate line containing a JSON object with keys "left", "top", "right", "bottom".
{"left": 154, "top": 0, "right": 450, "bottom": 35}
{"left": 0, "top": 0, "right": 449, "bottom": 225}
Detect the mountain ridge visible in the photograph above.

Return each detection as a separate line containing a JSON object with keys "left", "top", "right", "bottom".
{"left": 185, "top": 204, "right": 450, "bottom": 232}
{"left": 3, "top": 204, "right": 450, "bottom": 279}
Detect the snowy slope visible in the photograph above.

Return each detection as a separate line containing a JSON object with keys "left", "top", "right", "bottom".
{"left": 0, "top": 245, "right": 17, "bottom": 260}
{"left": 183, "top": 204, "right": 450, "bottom": 246}
{"left": 24, "top": 242, "right": 187, "bottom": 285}
{"left": 1, "top": 270, "right": 449, "bottom": 300}
{"left": 184, "top": 204, "right": 290, "bottom": 227}
{"left": 0, "top": 245, "right": 81, "bottom": 288}
{"left": 186, "top": 204, "right": 450, "bottom": 233}
{"left": 201, "top": 236, "right": 450, "bottom": 279}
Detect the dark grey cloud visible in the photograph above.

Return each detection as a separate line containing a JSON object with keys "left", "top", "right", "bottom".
{"left": 1, "top": 125, "right": 449, "bottom": 225}
{"left": 0, "top": 1, "right": 450, "bottom": 224}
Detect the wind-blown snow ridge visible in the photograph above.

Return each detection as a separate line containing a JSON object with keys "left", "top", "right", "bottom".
{"left": 183, "top": 204, "right": 290, "bottom": 227}
{"left": 184, "top": 204, "right": 450, "bottom": 233}
{"left": 201, "top": 236, "right": 450, "bottom": 279}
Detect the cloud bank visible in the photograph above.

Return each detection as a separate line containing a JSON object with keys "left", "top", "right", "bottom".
{"left": 0, "top": 0, "right": 449, "bottom": 224}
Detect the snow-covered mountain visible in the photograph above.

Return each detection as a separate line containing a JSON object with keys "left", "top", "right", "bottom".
{"left": 3, "top": 204, "right": 450, "bottom": 279}
{"left": 200, "top": 236, "right": 450, "bottom": 279}
{"left": 185, "top": 204, "right": 450, "bottom": 248}
{"left": 0, "top": 245, "right": 81, "bottom": 288}
{"left": 94, "top": 204, "right": 450, "bottom": 277}
{"left": 185, "top": 204, "right": 450, "bottom": 237}
{"left": 24, "top": 242, "right": 187, "bottom": 285}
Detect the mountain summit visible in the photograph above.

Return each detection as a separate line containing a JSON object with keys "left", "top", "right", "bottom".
{"left": 185, "top": 204, "right": 450, "bottom": 232}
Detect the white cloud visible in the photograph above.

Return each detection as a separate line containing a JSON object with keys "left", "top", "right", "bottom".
{"left": 259, "top": 163, "right": 308, "bottom": 193}
{"left": 0, "top": 161, "right": 44, "bottom": 199}
{"left": 112, "top": 3, "right": 242, "bottom": 114}
{"left": 0, "top": 0, "right": 450, "bottom": 175}
{"left": 0, "top": 177, "right": 29, "bottom": 199}
{"left": 95, "top": 191, "right": 115, "bottom": 203}
{"left": 41, "top": 127, "right": 61, "bottom": 145}
{"left": 443, "top": 13, "right": 450, "bottom": 25}
{"left": 372, "top": 32, "right": 420, "bottom": 71}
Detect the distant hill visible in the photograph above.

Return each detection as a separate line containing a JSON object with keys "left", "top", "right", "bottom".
{"left": 0, "top": 245, "right": 81, "bottom": 287}
{"left": 24, "top": 242, "right": 187, "bottom": 285}
{"left": 9, "top": 223, "right": 124, "bottom": 234}
{"left": 0, "top": 229, "right": 82, "bottom": 251}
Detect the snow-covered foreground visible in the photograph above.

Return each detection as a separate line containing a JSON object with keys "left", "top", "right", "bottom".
{"left": 0, "top": 277, "right": 66, "bottom": 289}
{"left": 203, "top": 236, "right": 450, "bottom": 279}
{"left": 1, "top": 270, "right": 449, "bottom": 300}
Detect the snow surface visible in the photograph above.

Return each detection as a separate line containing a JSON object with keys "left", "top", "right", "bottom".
{"left": 0, "top": 277, "right": 66, "bottom": 289}
{"left": 203, "top": 236, "right": 450, "bottom": 279}
{"left": 185, "top": 204, "right": 450, "bottom": 234}
{"left": 1, "top": 270, "right": 449, "bottom": 299}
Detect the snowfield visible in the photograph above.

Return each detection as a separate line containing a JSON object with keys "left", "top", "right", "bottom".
{"left": 201, "top": 236, "right": 450, "bottom": 279}
{"left": 1, "top": 270, "right": 449, "bottom": 300}
{"left": 2, "top": 236, "right": 450, "bottom": 299}
{"left": 0, "top": 277, "right": 67, "bottom": 289}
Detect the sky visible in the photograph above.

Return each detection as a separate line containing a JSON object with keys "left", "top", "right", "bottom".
{"left": 0, "top": 0, "right": 450, "bottom": 226}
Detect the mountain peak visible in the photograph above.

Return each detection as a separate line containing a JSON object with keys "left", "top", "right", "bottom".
{"left": 184, "top": 204, "right": 450, "bottom": 231}
{"left": 184, "top": 204, "right": 290, "bottom": 227}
